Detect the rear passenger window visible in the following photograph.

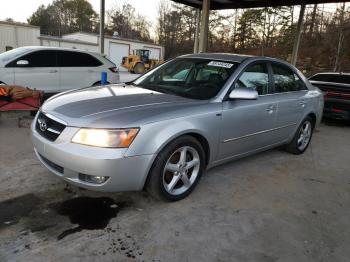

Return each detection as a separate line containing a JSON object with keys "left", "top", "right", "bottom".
{"left": 8, "top": 50, "right": 57, "bottom": 67}
{"left": 272, "top": 64, "right": 306, "bottom": 93}
{"left": 57, "top": 51, "right": 102, "bottom": 67}
{"left": 237, "top": 63, "right": 269, "bottom": 95}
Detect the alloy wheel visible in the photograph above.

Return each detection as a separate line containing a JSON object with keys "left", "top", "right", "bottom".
{"left": 162, "top": 146, "right": 200, "bottom": 196}
{"left": 297, "top": 120, "right": 312, "bottom": 151}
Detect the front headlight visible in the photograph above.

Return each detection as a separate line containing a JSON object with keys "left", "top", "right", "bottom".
{"left": 72, "top": 128, "right": 139, "bottom": 148}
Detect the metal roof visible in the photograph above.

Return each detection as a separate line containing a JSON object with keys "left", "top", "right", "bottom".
{"left": 0, "top": 20, "right": 39, "bottom": 29}
{"left": 172, "top": 0, "right": 349, "bottom": 9}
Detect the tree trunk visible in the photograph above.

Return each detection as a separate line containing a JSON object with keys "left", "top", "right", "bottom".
{"left": 309, "top": 4, "right": 317, "bottom": 37}
{"left": 334, "top": 2, "right": 346, "bottom": 72}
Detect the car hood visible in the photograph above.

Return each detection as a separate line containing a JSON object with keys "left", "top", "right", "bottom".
{"left": 42, "top": 84, "right": 209, "bottom": 128}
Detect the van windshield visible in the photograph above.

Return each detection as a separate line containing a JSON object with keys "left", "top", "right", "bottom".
{"left": 133, "top": 58, "right": 239, "bottom": 100}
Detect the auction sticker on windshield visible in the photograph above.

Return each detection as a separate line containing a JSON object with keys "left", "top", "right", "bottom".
{"left": 208, "top": 61, "right": 234, "bottom": 68}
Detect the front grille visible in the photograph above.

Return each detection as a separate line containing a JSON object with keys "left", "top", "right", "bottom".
{"left": 35, "top": 112, "right": 66, "bottom": 141}
{"left": 39, "top": 154, "right": 64, "bottom": 174}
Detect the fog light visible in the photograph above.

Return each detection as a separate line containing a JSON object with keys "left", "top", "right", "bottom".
{"left": 79, "top": 173, "right": 109, "bottom": 184}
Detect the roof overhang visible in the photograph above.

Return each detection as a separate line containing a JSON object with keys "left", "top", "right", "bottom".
{"left": 172, "top": 0, "right": 348, "bottom": 9}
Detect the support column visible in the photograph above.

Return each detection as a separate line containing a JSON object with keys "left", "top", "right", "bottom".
{"left": 198, "top": 0, "right": 210, "bottom": 52}
{"left": 99, "top": 0, "right": 105, "bottom": 54}
{"left": 193, "top": 8, "right": 201, "bottom": 53}
{"left": 291, "top": 4, "right": 306, "bottom": 66}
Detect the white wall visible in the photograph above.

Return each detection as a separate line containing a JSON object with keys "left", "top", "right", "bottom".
{"left": 0, "top": 23, "right": 40, "bottom": 53}
{"left": 41, "top": 39, "right": 99, "bottom": 52}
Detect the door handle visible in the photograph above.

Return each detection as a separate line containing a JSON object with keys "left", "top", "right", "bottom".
{"left": 48, "top": 70, "right": 58, "bottom": 73}
{"left": 266, "top": 105, "right": 276, "bottom": 114}
{"left": 299, "top": 101, "right": 306, "bottom": 107}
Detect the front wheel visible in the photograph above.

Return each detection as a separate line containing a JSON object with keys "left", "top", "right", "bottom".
{"left": 285, "top": 116, "right": 314, "bottom": 154}
{"left": 134, "top": 63, "right": 145, "bottom": 74}
{"left": 146, "top": 136, "right": 205, "bottom": 201}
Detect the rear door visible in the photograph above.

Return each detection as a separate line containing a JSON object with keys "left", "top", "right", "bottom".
{"left": 9, "top": 50, "right": 60, "bottom": 92}
{"left": 57, "top": 50, "right": 103, "bottom": 91}
{"left": 219, "top": 62, "right": 279, "bottom": 160}
{"left": 269, "top": 62, "right": 308, "bottom": 141}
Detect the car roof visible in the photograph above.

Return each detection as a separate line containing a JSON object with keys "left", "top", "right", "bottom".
{"left": 17, "top": 46, "right": 98, "bottom": 55}
{"left": 179, "top": 52, "right": 291, "bottom": 65}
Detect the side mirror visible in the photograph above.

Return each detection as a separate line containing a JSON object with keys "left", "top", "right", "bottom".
{"left": 229, "top": 87, "right": 258, "bottom": 100}
{"left": 16, "top": 60, "right": 29, "bottom": 66}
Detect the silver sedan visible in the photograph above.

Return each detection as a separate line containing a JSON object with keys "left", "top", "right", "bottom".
{"left": 31, "top": 53, "right": 324, "bottom": 201}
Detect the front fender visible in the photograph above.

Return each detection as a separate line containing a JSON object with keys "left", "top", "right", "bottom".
{"left": 125, "top": 112, "right": 221, "bottom": 164}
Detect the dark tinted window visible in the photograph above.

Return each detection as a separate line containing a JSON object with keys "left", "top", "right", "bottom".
{"left": 309, "top": 74, "right": 350, "bottom": 84}
{"left": 7, "top": 50, "right": 57, "bottom": 67}
{"left": 272, "top": 64, "right": 307, "bottom": 93}
{"left": 57, "top": 51, "right": 102, "bottom": 67}
{"left": 133, "top": 58, "right": 238, "bottom": 100}
{"left": 237, "top": 63, "right": 269, "bottom": 95}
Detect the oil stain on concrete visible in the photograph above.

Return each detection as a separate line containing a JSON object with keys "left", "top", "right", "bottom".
{"left": 0, "top": 194, "right": 41, "bottom": 229}
{"left": 52, "top": 197, "right": 129, "bottom": 240}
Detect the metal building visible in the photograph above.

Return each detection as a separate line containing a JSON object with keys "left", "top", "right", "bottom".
{"left": 0, "top": 21, "right": 164, "bottom": 71}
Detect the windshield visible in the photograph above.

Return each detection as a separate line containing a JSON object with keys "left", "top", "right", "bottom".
{"left": 133, "top": 58, "right": 239, "bottom": 100}
{"left": 0, "top": 47, "right": 31, "bottom": 63}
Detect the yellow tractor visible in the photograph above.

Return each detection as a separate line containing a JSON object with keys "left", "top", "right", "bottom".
{"left": 121, "top": 49, "right": 162, "bottom": 74}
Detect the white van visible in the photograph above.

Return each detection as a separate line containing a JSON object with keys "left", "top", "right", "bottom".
{"left": 0, "top": 46, "right": 120, "bottom": 93}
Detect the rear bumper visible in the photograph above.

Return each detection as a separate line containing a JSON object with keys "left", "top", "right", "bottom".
{"left": 108, "top": 72, "right": 120, "bottom": 84}
{"left": 31, "top": 121, "right": 155, "bottom": 192}
{"left": 323, "top": 108, "right": 350, "bottom": 120}
{"left": 324, "top": 99, "right": 350, "bottom": 120}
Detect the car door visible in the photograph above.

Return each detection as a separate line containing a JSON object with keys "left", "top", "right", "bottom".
{"left": 57, "top": 50, "right": 103, "bottom": 91}
{"left": 219, "top": 62, "right": 279, "bottom": 160}
{"left": 269, "top": 62, "right": 309, "bottom": 141}
{"left": 9, "top": 50, "right": 60, "bottom": 92}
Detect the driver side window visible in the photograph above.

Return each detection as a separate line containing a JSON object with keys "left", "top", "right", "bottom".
{"left": 237, "top": 63, "right": 269, "bottom": 95}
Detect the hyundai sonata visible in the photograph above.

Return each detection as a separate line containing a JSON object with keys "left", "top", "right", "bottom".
{"left": 31, "top": 53, "right": 324, "bottom": 201}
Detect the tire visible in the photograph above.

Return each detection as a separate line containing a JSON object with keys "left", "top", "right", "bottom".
{"left": 134, "top": 63, "right": 145, "bottom": 74}
{"left": 285, "top": 116, "right": 314, "bottom": 154}
{"left": 146, "top": 135, "right": 205, "bottom": 201}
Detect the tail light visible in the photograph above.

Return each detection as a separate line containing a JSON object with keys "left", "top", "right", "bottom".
{"left": 109, "top": 67, "right": 118, "bottom": 73}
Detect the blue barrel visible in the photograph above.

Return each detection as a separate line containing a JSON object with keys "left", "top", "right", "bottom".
{"left": 101, "top": 71, "right": 108, "bottom": 85}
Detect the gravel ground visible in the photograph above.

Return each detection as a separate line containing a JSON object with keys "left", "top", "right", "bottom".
{"left": 0, "top": 116, "right": 349, "bottom": 262}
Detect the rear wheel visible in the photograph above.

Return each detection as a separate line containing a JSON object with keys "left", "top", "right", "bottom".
{"left": 146, "top": 136, "right": 205, "bottom": 201}
{"left": 134, "top": 63, "right": 145, "bottom": 74}
{"left": 285, "top": 116, "right": 314, "bottom": 154}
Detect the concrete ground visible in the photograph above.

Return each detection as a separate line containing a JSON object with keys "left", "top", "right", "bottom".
{"left": 0, "top": 116, "right": 349, "bottom": 262}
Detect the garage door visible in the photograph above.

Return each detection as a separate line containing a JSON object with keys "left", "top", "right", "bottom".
{"left": 109, "top": 42, "right": 129, "bottom": 71}
{"left": 145, "top": 47, "right": 161, "bottom": 60}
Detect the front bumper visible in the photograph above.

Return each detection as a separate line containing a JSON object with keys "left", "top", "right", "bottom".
{"left": 31, "top": 120, "right": 155, "bottom": 192}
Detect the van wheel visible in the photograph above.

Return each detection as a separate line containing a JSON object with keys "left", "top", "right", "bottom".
{"left": 285, "top": 116, "right": 314, "bottom": 154}
{"left": 134, "top": 63, "right": 145, "bottom": 74}
{"left": 146, "top": 136, "right": 205, "bottom": 201}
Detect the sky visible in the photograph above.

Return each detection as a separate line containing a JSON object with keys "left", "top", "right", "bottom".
{"left": 0, "top": 0, "right": 343, "bottom": 37}
{"left": 0, "top": 0, "right": 160, "bottom": 24}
